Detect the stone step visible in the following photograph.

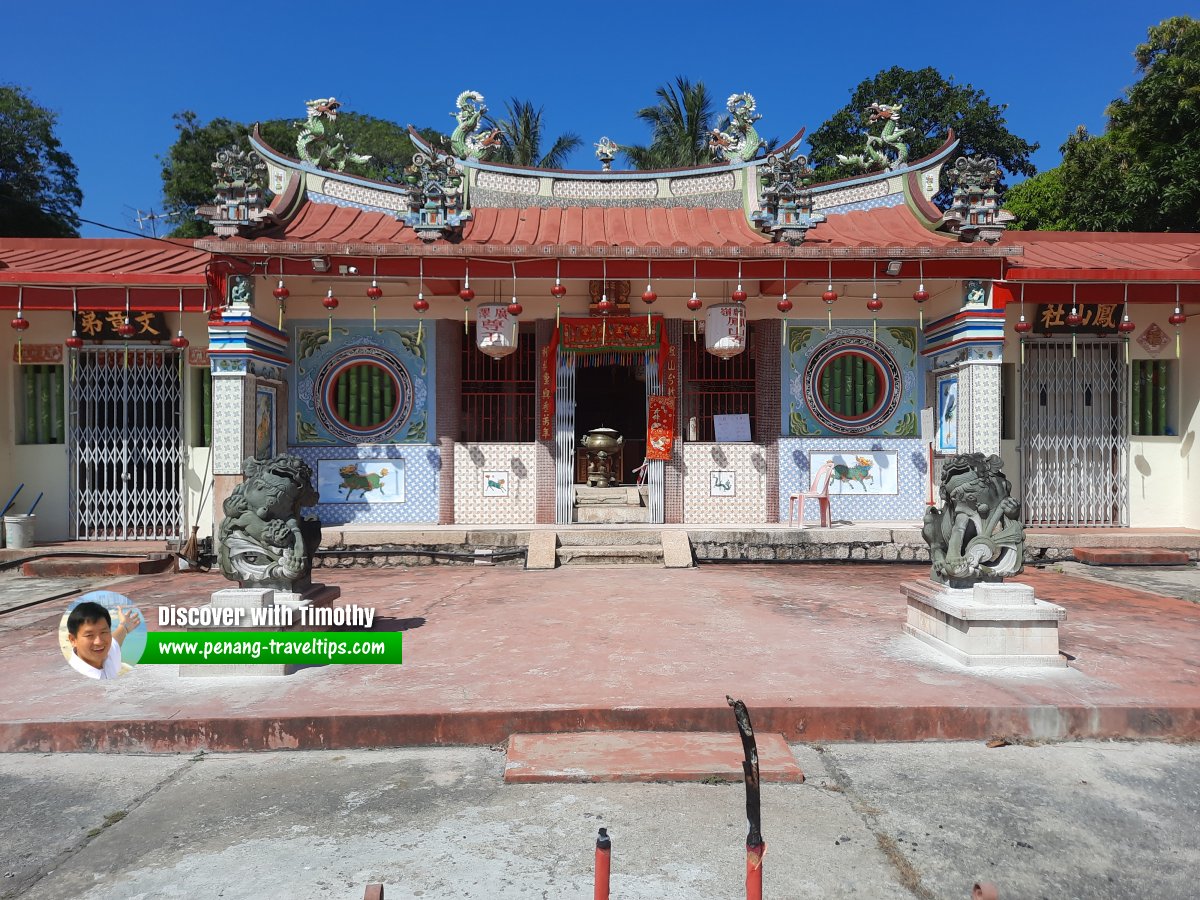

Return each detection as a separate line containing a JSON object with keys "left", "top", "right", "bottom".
{"left": 505, "top": 731, "right": 804, "bottom": 784}
{"left": 573, "top": 507, "right": 650, "bottom": 524}
{"left": 1074, "top": 547, "right": 1192, "bottom": 566}
{"left": 556, "top": 529, "right": 663, "bottom": 546}
{"left": 574, "top": 486, "right": 646, "bottom": 506}
{"left": 556, "top": 545, "right": 664, "bottom": 566}
{"left": 21, "top": 554, "right": 175, "bottom": 578}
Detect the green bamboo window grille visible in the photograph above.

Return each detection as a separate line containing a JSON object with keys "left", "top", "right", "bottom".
{"left": 192, "top": 367, "right": 212, "bottom": 447}
{"left": 1131, "top": 359, "right": 1172, "bottom": 436}
{"left": 818, "top": 352, "right": 884, "bottom": 419}
{"left": 331, "top": 362, "right": 397, "bottom": 428}
{"left": 18, "top": 364, "right": 65, "bottom": 444}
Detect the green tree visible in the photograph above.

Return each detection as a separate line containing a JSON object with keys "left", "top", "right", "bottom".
{"left": 624, "top": 77, "right": 717, "bottom": 170}
{"left": 1000, "top": 165, "right": 1071, "bottom": 231}
{"left": 488, "top": 98, "right": 582, "bottom": 168}
{"left": 160, "top": 110, "right": 442, "bottom": 237}
{"left": 0, "top": 85, "right": 82, "bottom": 237}
{"left": 1007, "top": 16, "right": 1200, "bottom": 231}
{"left": 807, "top": 67, "right": 1038, "bottom": 208}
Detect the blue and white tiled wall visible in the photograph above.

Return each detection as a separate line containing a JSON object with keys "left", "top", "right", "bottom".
{"left": 290, "top": 444, "right": 441, "bottom": 525}
{"left": 778, "top": 438, "right": 930, "bottom": 521}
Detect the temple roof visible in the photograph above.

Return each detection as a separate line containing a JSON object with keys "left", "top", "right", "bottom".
{"left": 1000, "top": 231, "right": 1200, "bottom": 281}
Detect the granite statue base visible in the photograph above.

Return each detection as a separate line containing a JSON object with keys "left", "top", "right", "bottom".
{"left": 903, "top": 580, "right": 1067, "bottom": 667}
{"left": 179, "top": 584, "right": 341, "bottom": 677}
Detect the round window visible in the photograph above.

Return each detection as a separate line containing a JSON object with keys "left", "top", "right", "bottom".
{"left": 314, "top": 346, "right": 413, "bottom": 443}
{"left": 803, "top": 336, "right": 902, "bottom": 434}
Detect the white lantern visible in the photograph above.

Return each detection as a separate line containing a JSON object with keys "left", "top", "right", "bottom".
{"left": 476, "top": 304, "right": 518, "bottom": 358}
{"left": 705, "top": 302, "right": 747, "bottom": 358}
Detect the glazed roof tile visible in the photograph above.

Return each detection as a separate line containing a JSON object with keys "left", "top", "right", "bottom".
{"left": 1001, "top": 231, "right": 1200, "bottom": 280}
{"left": 0, "top": 239, "right": 209, "bottom": 282}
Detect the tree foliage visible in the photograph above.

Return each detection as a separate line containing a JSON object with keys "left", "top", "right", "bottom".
{"left": 623, "top": 77, "right": 717, "bottom": 170}
{"left": 1005, "top": 16, "right": 1200, "bottom": 231}
{"left": 0, "top": 85, "right": 83, "bottom": 237}
{"left": 487, "top": 98, "right": 582, "bottom": 168}
{"left": 807, "top": 67, "right": 1037, "bottom": 208}
{"left": 160, "top": 110, "right": 443, "bottom": 237}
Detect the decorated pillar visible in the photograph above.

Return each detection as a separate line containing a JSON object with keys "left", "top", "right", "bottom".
{"left": 208, "top": 274, "right": 291, "bottom": 528}
{"left": 922, "top": 280, "right": 1006, "bottom": 459}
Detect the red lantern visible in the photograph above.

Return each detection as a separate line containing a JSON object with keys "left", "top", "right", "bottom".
{"left": 1118, "top": 315, "right": 1136, "bottom": 334}
{"left": 866, "top": 296, "right": 884, "bottom": 313}
{"left": 686, "top": 293, "right": 703, "bottom": 312}
{"left": 822, "top": 287, "right": 838, "bottom": 304}
{"left": 117, "top": 320, "right": 136, "bottom": 338}
{"left": 597, "top": 297, "right": 614, "bottom": 314}
{"left": 323, "top": 289, "right": 339, "bottom": 310}
{"left": 731, "top": 286, "right": 748, "bottom": 303}
{"left": 642, "top": 285, "right": 657, "bottom": 305}
{"left": 414, "top": 296, "right": 430, "bottom": 313}
{"left": 366, "top": 282, "right": 383, "bottom": 301}
{"left": 66, "top": 332, "right": 85, "bottom": 349}
{"left": 459, "top": 286, "right": 476, "bottom": 302}
{"left": 913, "top": 286, "right": 930, "bottom": 304}
{"left": 1066, "top": 307, "right": 1082, "bottom": 327}
{"left": 1168, "top": 308, "right": 1187, "bottom": 326}
{"left": 272, "top": 280, "right": 290, "bottom": 301}
{"left": 1014, "top": 317, "right": 1032, "bottom": 334}
{"left": 10, "top": 316, "right": 29, "bottom": 332}
{"left": 171, "top": 332, "right": 190, "bottom": 349}
{"left": 507, "top": 300, "right": 523, "bottom": 316}
{"left": 551, "top": 282, "right": 567, "bottom": 299}
{"left": 777, "top": 297, "right": 793, "bottom": 313}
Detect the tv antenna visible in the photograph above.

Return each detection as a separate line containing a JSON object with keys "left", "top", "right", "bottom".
{"left": 127, "top": 207, "right": 181, "bottom": 238}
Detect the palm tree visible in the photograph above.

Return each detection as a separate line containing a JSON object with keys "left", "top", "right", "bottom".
{"left": 489, "top": 98, "right": 582, "bottom": 168}
{"left": 624, "top": 77, "right": 717, "bottom": 170}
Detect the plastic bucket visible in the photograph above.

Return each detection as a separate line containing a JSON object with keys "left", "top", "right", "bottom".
{"left": 4, "top": 514, "right": 36, "bottom": 549}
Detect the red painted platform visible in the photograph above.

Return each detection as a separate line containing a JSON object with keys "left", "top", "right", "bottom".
{"left": 1, "top": 564, "right": 1198, "bottom": 752}
{"left": 1074, "top": 547, "right": 1192, "bottom": 566}
{"left": 504, "top": 731, "right": 805, "bottom": 784}
{"left": 20, "top": 555, "right": 174, "bottom": 578}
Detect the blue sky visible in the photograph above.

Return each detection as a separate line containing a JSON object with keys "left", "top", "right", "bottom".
{"left": 4, "top": 1, "right": 1190, "bottom": 238}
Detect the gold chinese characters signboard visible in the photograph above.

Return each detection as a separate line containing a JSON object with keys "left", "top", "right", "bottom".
{"left": 1034, "top": 304, "right": 1125, "bottom": 335}
{"left": 74, "top": 311, "right": 168, "bottom": 341}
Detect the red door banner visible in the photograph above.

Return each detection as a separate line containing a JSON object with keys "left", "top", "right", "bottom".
{"left": 646, "top": 394, "right": 675, "bottom": 460}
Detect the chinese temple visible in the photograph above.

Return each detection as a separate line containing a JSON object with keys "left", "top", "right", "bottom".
{"left": 1, "top": 92, "right": 1197, "bottom": 544}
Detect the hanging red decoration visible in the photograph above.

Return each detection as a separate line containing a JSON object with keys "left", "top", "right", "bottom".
{"left": 597, "top": 297, "right": 614, "bottom": 314}
{"left": 1168, "top": 307, "right": 1187, "bottom": 326}
{"left": 866, "top": 296, "right": 883, "bottom": 313}
{"left": 367, "top": 282, "right": 383, "bottom": 301}
{"left": 272, "top": 280, "right": 290, "bottom": 301}
{"left": 642, "top": 284, "right": 657, "bottom": 305}
{"left": 414, "top": 295, "right": 430, "bottom": 313}
{"left": 821, "top": 286, "right": 838, "bottom": 304}
{"left": 117, "top": 320, "right": 137, "bottom": 338}
{"left": 686, "top": 293, "right": 703, "bottom": 312}
{"left": 171, "top": 332, "right": 189, "bottom": 349}
{"left": 66, "top": 331, "right": 85, "bottom": 349}
{"left": 1066, "top": 306, "right": 1082, "bottom": 327}
{"left": 10, "top": 316, "right": 29, "bottom": 332}
{"left": 1014, "top": 316, "right": 1032, "bottom": 334}
{"left": 507, "top": 300, "right": 523, "bottom": 316}
{"left": 731, "top": 285, "right": 748, "bottom": 303}
{"left": 913, "top": 286, "right": 930, "bottom": 304}
{"left": 551, "top": 282, "right": 567, "bottom": 299}
{"left": 459, "top": 286, "right": 476, "bottom": 302}
{"left": 323, "top": 289, "right": 339, "bottom": 310}
{"left": 1118, "top": 315, "right": 1136, "bottom": 334}
{"left": 777, "top": 297, "right": 793, "bottom": 313}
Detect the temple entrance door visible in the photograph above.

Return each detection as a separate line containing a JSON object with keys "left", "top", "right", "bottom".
{"left": 1020, "top": 339, "right": 1128, "bottom": 526}
{"left": 574, "top": 364, "right": 647, "bottom": 486}
{"left": 69, "top": 347, "right": 184, "bottom": 539}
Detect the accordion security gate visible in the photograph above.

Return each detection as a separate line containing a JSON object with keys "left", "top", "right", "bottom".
{"left": 1019, "top": 340, "right": 1129, "bottom": 526}
{"left": 69, "top": 348, "right": 184, "bottom": 540}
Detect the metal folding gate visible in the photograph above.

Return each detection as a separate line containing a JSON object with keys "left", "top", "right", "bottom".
{"left": 1019, "top": 340, "right": 1128, "bottom": 526}
{"left": 70, "top": 348, "right": 184, "bottom": 540}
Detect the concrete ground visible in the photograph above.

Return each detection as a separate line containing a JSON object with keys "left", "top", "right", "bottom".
{"left": 3, "top": 563, "right": 1200, "bottom": 750}
{"left": 2, "top": 741, "right": 1197, "bottom": 900}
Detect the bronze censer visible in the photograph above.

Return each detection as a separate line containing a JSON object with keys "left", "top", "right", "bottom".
{"left": 581, "top": 427, "right": 623, "bottom": 488}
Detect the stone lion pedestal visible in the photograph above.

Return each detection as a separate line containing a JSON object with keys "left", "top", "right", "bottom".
{"left": 906, "top": 452, "right": 1067, "bottom": 668}
{"left": 903, "top": 581, "right": 1066, "bottom": 667}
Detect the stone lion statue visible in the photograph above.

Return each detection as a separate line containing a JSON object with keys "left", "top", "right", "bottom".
{"left": 218, "top": 454, "right": 322, "bottom": 592}
{"left": 922, "top": 452, "right": 1025, "bottom": 588}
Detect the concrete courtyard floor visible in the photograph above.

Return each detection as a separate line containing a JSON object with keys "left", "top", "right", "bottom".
{"left": 3, "top": 742, "right": 1199, "bottom": 899}
{"left": 1, "top": 561, "right": 1198, "bottom": 750}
